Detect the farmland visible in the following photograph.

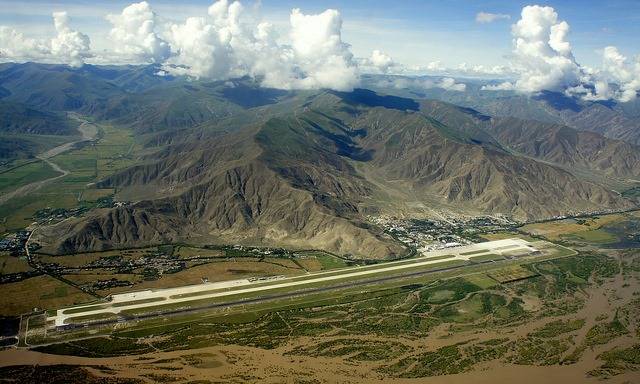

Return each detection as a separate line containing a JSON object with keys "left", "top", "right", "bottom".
{"left": 0, "top": 118, "right": 139, "bottom": 233}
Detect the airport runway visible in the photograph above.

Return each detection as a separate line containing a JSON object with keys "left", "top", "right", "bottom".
{"left": 51, "top": 239, "right": 537, "bottom": 327}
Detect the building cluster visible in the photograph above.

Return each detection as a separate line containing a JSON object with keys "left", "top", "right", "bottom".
{"left": 0, "top": 231, "right": 31, "bottom": 255}
{"left": 33, "top": 207, "right": 90, "bottom": 225}
{"left": 369, "top": 214, "right": 518, "bottom": 253}
{"left": 38, "top": 249, "right": 188, "bottom": 289}
{"left": 221, "top": 244, "right": 295, "bottom": 258}
{"left": 79, "top": 278, "right": 133, "bottom": 292}
{"left": 85, "top": 250, "right": 186, "bottom": 276}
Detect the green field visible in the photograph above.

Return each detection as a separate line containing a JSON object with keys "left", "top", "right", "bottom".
{"left": 0, "top": 122, "right": 139, "bottom": 233}
{"left": 0, "top": 160, "right": 61, "bottom": 194}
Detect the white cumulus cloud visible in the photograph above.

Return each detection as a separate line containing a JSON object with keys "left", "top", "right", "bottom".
{"left": 161, "top": 1, "right": 358, "bottom": 91}
{"left": 376, "top": 76, "right": 466, "bottom": 92}
{"left": 0, "top": 12, "right": 90, "bottom": 67}
{"left": 481, "top": 5, "right": 639, "bottom": 102}
{"left": 476, "top": 12, "right": 511, "bottom": 24}
{"left": 574, "top": 47, "right": 640, "bottom": 102}
{"left": 0, "top": 27, "right": 50, "bottom": 62}
{"left": 361, "top": 49, "right": 395, "bottom": 73}
{"left": 105, "top": 1, "right": 170, "bottom": 64}
{"left": 509, "top": 5, "right": 582, "bottom": 93}
{"left": 286, "top": 8, "right": 358, "bottom": 91}
{"left": 50, "top": 12, "right": 92, "bottom": 67}
{"left": 481, "top": 81, "right": 515, "bottom": 91}
{"left": 436, "top": 77, "right": 466, "bottom": 91}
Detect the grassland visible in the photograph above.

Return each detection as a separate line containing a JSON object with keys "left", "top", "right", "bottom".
{"left": 15, "top": 244, "right": 638, "bottom": 383}
{"left": 0, "top": 275, "right": 93, "bottom": 315}
{"left": 294, "top": 251, "right": 349, "bottom": 270}
{"left": 26, "top": 240, "right": 565, "bottom": 324}
{"left": 520, "top": 213, "right": 632, "bottom": 245}
{"left": 0, "top": 253, "right": 33, "bottom": 274}
{"left": 0, "top": 160, "right": 61, "bottom": 194}
{"left": 33, "top": 252, "right": 628, "bottom": 364}
{"left": 487, "top": 265, "right": 538, "bottom": 283}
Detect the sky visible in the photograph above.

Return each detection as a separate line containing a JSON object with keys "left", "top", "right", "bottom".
{"left": 0, "top": 0, "right": 639, "bottom": 100}
{"left": 1, "top": 0, "right": 639, "bottom": 67}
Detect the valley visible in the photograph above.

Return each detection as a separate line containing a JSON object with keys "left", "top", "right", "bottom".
{"left": 1, "top": 225, "right": 638, "bottom": 383}
{"left": 0, "top": 62, "right": 639, "bottom": 383}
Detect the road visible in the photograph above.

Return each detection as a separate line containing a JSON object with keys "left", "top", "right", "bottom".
{"left": 0, "top": 114, "right": 98, "bottom": 206}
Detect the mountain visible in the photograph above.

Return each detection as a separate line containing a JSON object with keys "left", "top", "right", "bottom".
{"left": 0, "top": 62, "right": 123, "bottom": 111}
{"left": 364, "top": 75, "right": 640, "bottom": 146}
{"left": 0, "top": 101, "right": 77, "bottom": 135}
{"left": 34, "top": 89, "right": 635, "bottom": 258}
{"left": 2, "top": 63, "right": 636, "bottom": 258}
{"left": 419, "top": 100, "right": 640, "bottom": 180}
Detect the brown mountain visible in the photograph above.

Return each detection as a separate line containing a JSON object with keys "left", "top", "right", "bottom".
{"left": 35, "top": 90, "right": 636, "bottom": 259}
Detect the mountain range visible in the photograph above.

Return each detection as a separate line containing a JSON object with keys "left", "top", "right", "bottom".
{"left": 1, "top": 63, "right": 639, "bottom": 258}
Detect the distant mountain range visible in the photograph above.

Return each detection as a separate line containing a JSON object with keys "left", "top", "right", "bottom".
{"left": 363, "top": 74, "right": 640, "bottom": 145}
{"left": 2, "top": 63, "right": 639, "bottom": 258}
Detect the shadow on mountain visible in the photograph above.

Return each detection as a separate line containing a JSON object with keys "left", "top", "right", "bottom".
{"left": 334, "top": 89, "right": 419, "bottom": 111}
{"left": 534, "top": 91, "right": 582, "bottom": 112}
{"left": 314, "top": 111, "right": 368, "bottom": 138}
{"left": 222, "top": 83, "right": 289, "bottom": 108}
{"left": 594, "top": 99, "right": 617, "bottom": 109}
{"left": 456, "top": 106, "right": 491, "bottom": 121}
{"left": 303, "top": 118, "right": 374, "bottom": 161}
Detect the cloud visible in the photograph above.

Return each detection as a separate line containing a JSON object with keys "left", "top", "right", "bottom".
{"left": 0, "top": 27, "right": 50, "bottom": 62}
{"left": 50, "top": 12, "right": 92, "bottom": 67}
{"left": 599, "top": 47, "right": 640, "bottom": 102}
{"left": 286, "top": 8, "right": 358, "bottom": 90}
{"left": 456, "top": 63, "right": 511, "bottom": 77}
{"left": 479, "top": 5, "right": 639, "bottom": 102}
{"left": 404, "top": 61, "right": 512, "bottom": 79}
{"left": 508, "top": 5, "right": 582, "bottom": 93}
{"left": 376, "top": 76, "right": 466, "bottom": 92}
{"left": 437, "top": 77, "right": 466, "bottom": 91}
{"left": 361, "top": 49, "right": 395, "bottom": 73}
{"left": 481, "top": 81, "right": 515, "bottom": 91}
{"left": 0, "top": 0, "right": 358, "bottom": 90}
{"left": 161, "top": 2, "right": 358, "bottom": 91}
{"left": 105, "top": 1, "right": 170, "bottom": 64}
{"left": 476, "top": 12, "right": 510, "bottom": 24}
{"left": 574, "top": 46, "right": 640, "bottom": 102}
{"left": 162, "top": 14, "right": 235, "bottom": 79}
{"left": 1, "top": 2, "right": 636, "bottom": 99}
{"left": 0, "top": 12, "right": 90, "bottom": 67}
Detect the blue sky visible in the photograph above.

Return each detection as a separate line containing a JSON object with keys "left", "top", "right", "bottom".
{"left": 0, "top": 0, "right": 638, "bottom": 68}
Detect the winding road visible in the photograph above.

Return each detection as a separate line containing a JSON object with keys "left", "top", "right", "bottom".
{"left": 0, "top": 114, "right": 98, "bottom": 206}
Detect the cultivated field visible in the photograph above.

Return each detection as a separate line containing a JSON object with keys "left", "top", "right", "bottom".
{"left": 0, "top": 118, "right": 139, "bottom": 233}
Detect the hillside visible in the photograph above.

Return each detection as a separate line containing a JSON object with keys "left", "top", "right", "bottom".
{"left": 419, "top": 100, "right": 640, "bottom": 179}
{"left": 34, "top": 90, "right": 635, "bottom": 258}
{"left": 364, "top": 75, "right": 640, "bottom": 146}
{"left": 0, "top": 101, "right": 77, "bottom": 135}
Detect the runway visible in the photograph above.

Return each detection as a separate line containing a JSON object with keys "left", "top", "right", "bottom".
{"left": 51, "top": 238, "right": 538, "bottom": 327}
